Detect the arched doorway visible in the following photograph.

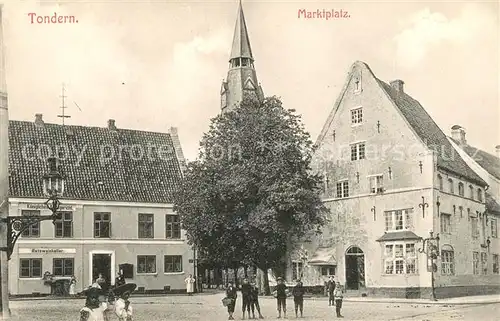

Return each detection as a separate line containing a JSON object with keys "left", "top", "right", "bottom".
{"left": 345, "top": 246, "right": 365, "bottom": 290}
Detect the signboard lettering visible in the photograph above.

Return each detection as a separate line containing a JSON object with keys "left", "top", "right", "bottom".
{"left": 25, "top": 203, "right": 74, "bottom": 211}
{"left": 18, "top": 248, "right": 76, "bottom": 254}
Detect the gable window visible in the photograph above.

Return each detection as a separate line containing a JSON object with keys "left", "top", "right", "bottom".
{"left": 21, "top": 210, "right": 40, "bottom": 238}
{"left": 54, "top": 212, "right": 73, "bottom": 238}
{"left": 471, "top": 218, "right": 479, "bottom": 238}
{"left": 493, "top": 254, "right": 499, "bottom": 274}
{"left": 20, "top": 258, "right": 42, "bottom": 278}
{"left": 291, "top": 261, "right": 303, "bottom": 280}
{"left": 383, "top": 242, "right": 417, "bottom": 274}
{"left": 440, "top": 213, "right": 452, "bottom": 234}
{"left": 458, "top": 182, "right": 464, "bottom": 196}
{"left": 164, "top": 255, "right": 183, "bottom": 273}
{"left": 350, "top": 142, "right": 366, "bottom": 161}
{"left": 351, "top": 107, "right": 363, "bottom": 125}
{"left": 166, "top": 215, "right": 181, "bottom": 239}
{"left": 137, "top": 255, "right": 156, "bottom": 274}
{"left": 473, "top": 251, "right": 479, "bottom": 274}
{"left": 491, "top": 219, "right": 498, "bottom": 238}
{"left": 384, "top": 209, "right": 414, "bottom": 231}
{"left": 138, "top": 213, "right": 154, "bottom": 239}
{"left": 481, "top": 252, "right": 488, "bottom": 274}
{"left": 53, "top": 258, "right": 74, "bottom": 277}
{"left": 441, "top": 245, "right": 455, "bottom": 275}
{"left": 477, "top": 189, "right": 483, "bottom": 202}
{"left": 369, "top": 175, "right": 384, "bottom": 194}
{"left": 94, "top": 212, "right": 111, "bottom": 238}
{"left": 437, "top": 175, "right": 443, "bottom": 191}
{"left": 336, "top": 181, "right": 349, "bottom": 198}
{"left": 321, "top": 265, "right": 336, "bottom": 276}
{"left": 469, "top": 185, "right": 474, "bottom": 199}
{"left": 448, "top": 179, "right": 454, "bottom": 194}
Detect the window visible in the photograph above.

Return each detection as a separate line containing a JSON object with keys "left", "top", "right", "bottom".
{"left": 54, "top": 212, "right": 73, "bottom": 238}
{"left": 471, "top": 218, "right": 479, "bottom": 238}
{"left": 440, "top": 214, "right": 452, "bottom": 234}
{"left": 336, "top": 181, "right": 349, "bottom": 198}
{"left": 493, "top": 254, "right": 499, "bottom": 274}
{"left": 469, "top": 185, "right": 474, "bottom": 199}
{"left": 384, "top": 209, "right": 414, "bottom": 231}
{"left": 19, "top": 258, "right": 42, "bottom": 278}
{"left": 473, "top": 251, "right": 479, "bottom": 275}
{"left": 481, "top": 252, "right": 488, "bottom": 274}
{"left": 491, "top": 219, "right": 498, "bottom": 238}
{"left": 94, "top": 212, "right": 111, "bottom": 238}
{"left": 458, "top": 183, "right": 464, "bottom": 196}
{"left": 384, "top": 243, "right": 417, "bottom": 274}
{"left": 441, "top": 245, "right": 455, "bottom": 275}
{"left": 448, "top": 179, "right": 454, "bottom": 194}
{"left": 350, "top": 143, "right": 366, "bottom": 161}
{"left": 21, "top": 210, "right": 40, "bottom": 238}
{"left": 138, "top": 214, "right": 154, "bottom": 239}
{"left": 53, "top": 258, "right": 74, "bottom": 277}
{"left": 164, "top": 255, "right": 183, "bottom": 273}
{"left": 477, "top": 189, "right": 483, "bottom": 202}
{"left": 351, "top": 108, "right": 363, "bottom": 125}
{"left": 369, "top": 175, "right": 384, "bottom": 194}
{"left": 166, "top": 215, "right": 181, "bottom": 239}
{"left": 438, "top": 175, "right": 443, "bottom": 191}
{"left": 291, "top": 261, "right": 303, "bottom": 280}
{"left": 137, "top": 255, "right": 156, "bottom": 274}
{"left": 320, "top": 265, "right": 336, "bottom": 276}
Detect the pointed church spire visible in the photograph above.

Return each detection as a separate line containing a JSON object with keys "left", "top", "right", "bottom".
{"left": 230, "top": 0, "right": 253, "bottom": 61}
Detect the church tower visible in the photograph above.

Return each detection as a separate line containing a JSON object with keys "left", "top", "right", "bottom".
{"left": 220, "top": 1, "right": 264, "bottom": 113}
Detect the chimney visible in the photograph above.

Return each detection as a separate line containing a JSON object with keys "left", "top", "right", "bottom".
{"left": 496, "top": 145, "right": 500, "bottom": 159}
{"left": 107, "top": 119, "right": 116, "bottom": 130}
{"left": 34, "top": 113, "right": 44, "bottom": 127}
{"left": 451, "top": 125, "right": 466, "bottom": 145}
{"left": 390, "top": 79, "right": 404, "bottom": 93}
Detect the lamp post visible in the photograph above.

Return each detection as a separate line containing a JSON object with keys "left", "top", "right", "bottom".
{"left": 0, "top": 157, "right": 65, "bottom": 260}
{"left": 418, "top": 231, "right": 440, "bottom": 301}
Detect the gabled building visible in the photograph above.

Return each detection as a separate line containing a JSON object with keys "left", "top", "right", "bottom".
{"left": 288, "top": 61, "right": 498, "bottom": 298}
{"left": 7, "top": 115, "right": 193, "bottom": 296}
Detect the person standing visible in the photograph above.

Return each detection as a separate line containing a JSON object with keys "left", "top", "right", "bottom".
{"left": 115, "top": 271, "right": 126, "bottom": 287}
{"left": 273, "top": 277, "right": 288, "bottom": 319}
{"left": 292, "top": 279, "right": 305, "bottom": 318}
{"left": 249, "top": 280, "right": 264, "bottom": 319}
{"left": 240, "top": 278, "right": 252, "bottom": 319}
{"left": 185, "top": 274, "right": 195, "bottom": 296}
{"left": 114, "top": 290, "right": 133, "bottom": 321}
{"left": 327, "top": 276, "right": 336, "bottom": 306}
{"left": 69, "top": 275, "right": 77, "bottom": 297}
{"left": 80, "top": 287, "right": 108, "bottom": 321}
{"left": 333, "top": 281, "right": 344, "bottom": 318}
{"left": 225, "top": 281, "right": 238, "bottom": 320}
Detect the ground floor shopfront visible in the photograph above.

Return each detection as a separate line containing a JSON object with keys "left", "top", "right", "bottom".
{"left": 8, "top": 240, "right": 194, "bottom": 296}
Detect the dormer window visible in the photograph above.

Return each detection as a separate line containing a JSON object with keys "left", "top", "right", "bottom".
{"left": 477, "top": 189, "right": 483, "bottom": 202}
{"left": 241, "top": 58, "right": 251, "bottom": 67}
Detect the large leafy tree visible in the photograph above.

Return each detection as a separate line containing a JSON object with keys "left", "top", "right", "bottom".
{"left": 174, "top": 96, "right": 328, "bottom": 294}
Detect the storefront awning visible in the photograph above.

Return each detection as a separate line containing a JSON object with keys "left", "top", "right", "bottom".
{"left": 308, "top": 247, "right": 337, "bottom": 265}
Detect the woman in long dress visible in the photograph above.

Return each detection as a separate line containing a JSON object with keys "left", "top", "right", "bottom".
{"left": 80, "top": 288, "right": 108, "bottom": 321}
{"left": 185, "top": 274, "right": 195, "bottom": 296}
{"left": 69, "top": 276, "right": 77, "bottom": 296}
{"left": 114, "top": 291, "right": 133, "bottom": 321}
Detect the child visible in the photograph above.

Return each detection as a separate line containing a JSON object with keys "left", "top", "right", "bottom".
{"left": 273, "top": 277, "right": 288, "bottom": 319}
{"left": 292, "top": 279, "right": 305, "bottom": 318}
{"left": 249, "top": 280, "right": 264, "bottom": 319}
{"left": 225, "top": 281, "right": 238, "bottom": 320}
{"left": 114, "top": 290, "right": 133, "bottom": 321}
{"left": 333, "top": 281, "right": 344, "bottom": 318}
{"left": 69, "top": 275, "right": 77, "bottom": 296}
{"left": 80, "top": 287, "right": 108, "bottom": 321}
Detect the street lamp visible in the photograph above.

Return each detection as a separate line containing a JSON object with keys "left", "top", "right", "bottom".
{"left": 418, "top": 231, "right": 440, "bottom": 301}
{"left": 0, "top": 157, "right": 65, "bottom": 260}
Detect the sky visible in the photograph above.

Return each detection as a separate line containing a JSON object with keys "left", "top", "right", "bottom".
{"left": 1, "top": 0, "right": 499, "bottom": 162}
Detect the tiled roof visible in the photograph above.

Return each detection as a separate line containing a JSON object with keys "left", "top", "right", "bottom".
{"left": 448, "top": 138, "right": 500, "bottom": 181}
{"left": 486, "top": 193, "right": 500, "bottom": 214}
{"left": 8, "top": 120, "right": 183, "bottom": 203}
{"left": 376, "top": 231, "right": 422, "bottom": 242}
{"left": 375, "top": 78, "right": 486, "bottom": 187}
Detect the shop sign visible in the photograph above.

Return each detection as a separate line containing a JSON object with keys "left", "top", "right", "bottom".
{"left": 19, "top": 248, "right": 76, "bottom": 254}
{"left": 25, "top": 203, "right": 74, "bottom": 211}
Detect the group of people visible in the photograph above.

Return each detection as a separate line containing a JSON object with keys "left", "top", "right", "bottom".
{"left": 223, "top": 276, "right": 345, "bottom": 320}
{"left": 79, "top": 271, "right": 134, "bottom": 321}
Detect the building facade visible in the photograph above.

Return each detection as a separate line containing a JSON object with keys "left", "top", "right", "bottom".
{"left": 288, "top": 61, "right": 499, "bottom": 298}
{"left": 7, "top": 116, "right": 193, "bottom": 295}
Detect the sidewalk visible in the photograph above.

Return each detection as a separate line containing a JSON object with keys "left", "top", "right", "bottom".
{"left": 296, "top": 294, "right": 500, "bottom": 305}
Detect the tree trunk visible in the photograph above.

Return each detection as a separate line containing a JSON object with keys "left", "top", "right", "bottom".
{"left": 262, "top": 266, "right": 271, "bottom": 295}
{"left": 225, "top": 268, "right": 229, "bottom": 286}
{"left": 244, "top": 265, "right": 248, "bottom": 278}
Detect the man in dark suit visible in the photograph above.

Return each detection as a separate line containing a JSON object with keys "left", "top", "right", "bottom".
{"left": 327, "top": 276, "right": 336, "bottom": 306}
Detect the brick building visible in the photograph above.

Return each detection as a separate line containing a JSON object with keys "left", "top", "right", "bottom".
{"left": 288, "top": 61, "right": 499, "bottom": 298}
{"left": 7, "top": 115, "right": 193, "bottom": 296}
